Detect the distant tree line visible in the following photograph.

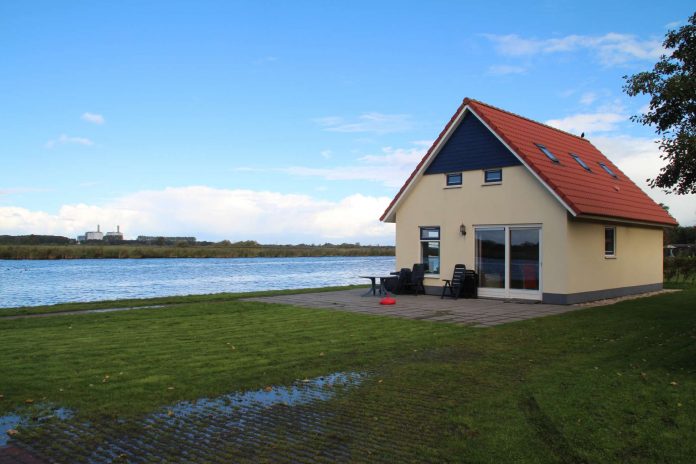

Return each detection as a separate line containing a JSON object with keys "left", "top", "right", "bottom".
{"left": 0, "top": 235, "right": 77, "bottom": 245}
{"left": 0, "top": 235, "right": 395, "bottom": 259}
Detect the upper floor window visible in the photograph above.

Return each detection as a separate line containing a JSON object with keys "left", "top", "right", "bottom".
{"left": 446, "top": 172, "right": 462, "bottom": 186}
{"left": 535, "top": 144, "right": 559, "bottom": 163}
{"left": 599, "top": 163, "right": 618, "bottom": 178}
{"left": 571, "top": 154, "right": 591, "bottom": 172}
{"left": 484, "top": 169, "right": 502, "bottom": 183}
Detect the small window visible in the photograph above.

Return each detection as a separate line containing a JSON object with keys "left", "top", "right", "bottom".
{"left": 604, "top": 227, "right": 616, "bottom": 257}
{"left": 420, "top": 226, "right": 440, "bottom": 274}
{"left": 599, "top": 163, "right": 617, "bottom": 178}
{"left": 446, "top": 173, "right": 462, "bottom": 186}
{"left": 571, "top": 154, "right": 591, "bottom": 172}
{"left": 484, "top": 169, "right": 502, "bottom": 183}
{"left": 535, "top": 143, "right": 559, "bottom": 163}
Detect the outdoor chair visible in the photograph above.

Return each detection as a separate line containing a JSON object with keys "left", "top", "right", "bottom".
{"left": 441, "top": 264, "right": 467, "bottom": 299}
{"left": 401, "top": 263, "right": 426, "bottom": 295}
{"left": 383, "top": 267, "right": 411, "bottom": 294}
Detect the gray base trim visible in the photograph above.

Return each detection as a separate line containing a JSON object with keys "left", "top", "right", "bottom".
{"left": 542, "top": 283, "right": 663, "bottom": 305}
{"left": 424, "top": 285, "right": 440, "bottom": 296}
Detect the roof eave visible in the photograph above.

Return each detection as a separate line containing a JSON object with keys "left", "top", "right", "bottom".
{"left": 574, "top": 213, "right": 678, "bottom": 228}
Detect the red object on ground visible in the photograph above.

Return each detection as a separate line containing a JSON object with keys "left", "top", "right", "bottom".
{"left": 380, "top": 296, "right": 396, "bottom": 305}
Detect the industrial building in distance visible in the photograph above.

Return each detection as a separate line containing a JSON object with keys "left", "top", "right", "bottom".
{"left": 77, "top": 225, "right": 195, "bottom": 244}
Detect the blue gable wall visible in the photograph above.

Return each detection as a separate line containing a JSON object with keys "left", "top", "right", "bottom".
{"left": 424, "top": 111, "right": 521, "bottom": 175}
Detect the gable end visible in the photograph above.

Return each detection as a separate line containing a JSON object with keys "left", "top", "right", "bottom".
{"left": 425, "top": 111, "right": 521, "bottom": 174}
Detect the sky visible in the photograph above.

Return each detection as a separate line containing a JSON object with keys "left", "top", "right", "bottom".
{"left": 1, "top": 0, "right": 694, "bottom": 244}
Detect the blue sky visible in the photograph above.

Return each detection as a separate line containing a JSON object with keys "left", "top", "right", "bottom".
{"left": 1, "top": 1, "right": 694, "bottom": 243}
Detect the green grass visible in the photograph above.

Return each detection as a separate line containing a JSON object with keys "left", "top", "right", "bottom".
{"left": 1, "top": 286, "right": 695, "bottom": 462}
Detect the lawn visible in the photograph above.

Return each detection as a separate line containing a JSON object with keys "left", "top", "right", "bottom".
{"left": 0, "top": 286, "right": 694, "bottom": 463}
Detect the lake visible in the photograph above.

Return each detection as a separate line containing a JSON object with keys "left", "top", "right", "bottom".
{"left": 0, "top": 256, "right": 396, "bottom": 309}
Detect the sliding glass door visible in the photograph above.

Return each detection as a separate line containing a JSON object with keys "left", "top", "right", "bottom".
{"left": 475, "top": 226, "right": 541, "bottom": 300}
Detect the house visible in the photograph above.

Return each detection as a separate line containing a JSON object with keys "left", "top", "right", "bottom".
{"left": 380, "top": 98, "right": 677, "bottom": 304}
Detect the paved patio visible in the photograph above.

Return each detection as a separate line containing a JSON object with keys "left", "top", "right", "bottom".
{"left": 244, "top": 288, "right": 581, "bottom": 327}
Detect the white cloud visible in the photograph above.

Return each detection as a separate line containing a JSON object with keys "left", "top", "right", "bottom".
{"left": 484, "top": 32, "right": 664, "bottom": 66}
{"left": 591, "top": 135, "right": 696, "bottom": 226}
{"left": 81, "top": 112, "right": 105, "bottom": 125}
{"left": 314, "top": 113, "right": 413, "bottom": 134}
{"left": 487, "top": 64, "right": 527, "bottom": 75}
{"left": 0, "top": 187, "right": 396, "bottom": 243}
{"left": 579, "top": 92, "right": 598, "bottom": 105}
{"left": 45, "top": 134, "right": 94, "bottom": 149}
{"left": 284, "top": 144, "right": 428, "bottom": 188}
{"left": 545, "top": 111, "right": 627, "bottom": 134}
{"left": 320, "top": 150, "right": 332, "bottom": 159}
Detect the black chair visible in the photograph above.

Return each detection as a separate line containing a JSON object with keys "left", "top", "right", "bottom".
{"left": 402, "top": 263, "right": 426, "bottom": 295}
{"left": 461, "top": 270, "right": 479, "bottom": 298}
{"left": 383, "top": 268, "right": 410, "bottom": 294}
{"left": 441, "top": 264, "right": 467, "bottom": 299}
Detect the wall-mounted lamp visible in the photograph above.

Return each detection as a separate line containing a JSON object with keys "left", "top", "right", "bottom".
{"left": 460, "top": 223, "right": 467, "bottom": 236}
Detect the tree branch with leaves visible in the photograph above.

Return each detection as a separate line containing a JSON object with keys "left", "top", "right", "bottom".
{"left": 624, "top": 13, "right": 696, "bottom": 194}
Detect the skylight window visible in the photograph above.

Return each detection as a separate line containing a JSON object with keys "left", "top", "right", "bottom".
{"left": 535, "top": 144, "right": 559, "bottom": 163}
{"left": 599, "top": 163, "right": 617, "bottom": 178}
{"left": 571, "top": 154, "right": 591, "bottom": 172}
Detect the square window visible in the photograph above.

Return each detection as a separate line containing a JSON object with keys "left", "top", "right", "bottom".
{"left": 604, "top": 227, "right": 616, "bottom": 257}
{"left": 484, "top": 169, "right": 502, "bottom": 183}
{"left": 446, "top": 173, "right": 462, "bottom": 186}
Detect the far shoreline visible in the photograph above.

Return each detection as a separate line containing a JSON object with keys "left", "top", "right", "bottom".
{"left": 0, "top": 244, "right": 395, "bottom": 260}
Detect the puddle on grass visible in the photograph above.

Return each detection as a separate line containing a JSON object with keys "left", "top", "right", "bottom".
{"left": 0, "top": 406, "right": 72, "bottom": 446}
{"left": 89, "top": 371, "right": 366, "bottom": 463}
{"left": 167, "top": 371, "right": 364, "bottom": 416}
{"left": 5, "top": 372, "right": 367, "bottom": 463}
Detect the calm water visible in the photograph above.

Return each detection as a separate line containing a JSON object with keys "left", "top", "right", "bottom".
{"left": 0, "top": 256, "right": 395, "bottom": 309}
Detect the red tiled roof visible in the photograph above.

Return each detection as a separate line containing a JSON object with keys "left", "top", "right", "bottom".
{"left": 381, "top": 98, "right": 677, "bottom": 226}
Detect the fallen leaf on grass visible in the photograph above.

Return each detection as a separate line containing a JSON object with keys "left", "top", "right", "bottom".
{"left": 264, "top": 386, "right": 273, "bottom": 392}
{"left": 670, "top": 381, "right": 678, "bottom": 386}
{"left": 167, "top": 386, "right": 175, "bottom": 390}
{"left": 6, "top": 429, "right": 18, "bottom": 437}
{"left": 167, "top": 410, "right": 174, "bottom": 417}
{"left": 24, "top": 399, "right": 34, "bottom": 404}
{"left": 0, "top": 394, "right": 4, "bottom": 400}
{"left": 319, "top": 352, "right": 325, "bottom": 357}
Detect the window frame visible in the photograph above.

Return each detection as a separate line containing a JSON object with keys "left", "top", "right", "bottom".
{"left": 571, "top": 154, "right": 592, "bottom": 172}
{"left": 599, "top": 162, "right": 618, "bottom": 178}
{"left": 484, "top": 168, "right": 503, "bottom": 184}
{"left": 419, "top": 226, "right": 441, "bottom": 275}
{"left": 604, "top": 227, "right": 616, "bottom": 258}
{"left": 535, "top": 143, "right": 560, "bottom": 163}
{"left": 445, "top": 172, "right": 463, "bottom": 186}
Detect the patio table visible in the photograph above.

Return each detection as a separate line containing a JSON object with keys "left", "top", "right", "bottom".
{"left": 358, "top": 276, "right": 393, "bottom": 297}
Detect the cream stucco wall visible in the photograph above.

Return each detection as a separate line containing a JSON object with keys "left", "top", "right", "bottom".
{"left": 565, "top": 220, "right": 663, "bottom": 294}
{"left": 394, "top": 165, "right": 569, "bottom": 294}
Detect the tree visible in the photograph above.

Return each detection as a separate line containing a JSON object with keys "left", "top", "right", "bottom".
{"left": 623, "top": 13, "right": 696, "bottom": 194}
